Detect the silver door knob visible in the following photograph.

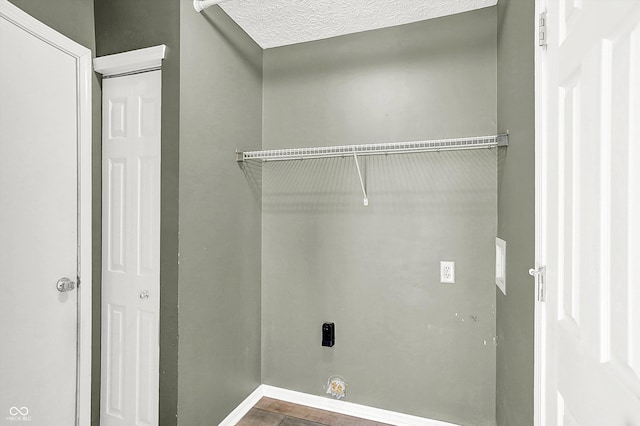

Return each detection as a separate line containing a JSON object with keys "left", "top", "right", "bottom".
{"left": 139, "top": 290, "right": 150, "bottom": 299}
{"left": 56, "top": 277, "right": 76, "bottom": 292}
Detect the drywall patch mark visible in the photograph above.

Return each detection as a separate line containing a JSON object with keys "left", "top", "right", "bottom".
{"left": 326, "top": 376, "right": 347, "bottom": 400}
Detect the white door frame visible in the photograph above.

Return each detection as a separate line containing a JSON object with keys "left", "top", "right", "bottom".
{"left": 0, "top": 1, "right": 93, "bottom": 425}
{"left": 533, "top": 0, "right": 546, "bottom": 425}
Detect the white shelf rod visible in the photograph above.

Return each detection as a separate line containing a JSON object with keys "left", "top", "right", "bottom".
{"left": 193, "top": 0, "right": 231, "bottom": 12}
{"left": 236, "top": 133, "right": 508, "bottom": 163}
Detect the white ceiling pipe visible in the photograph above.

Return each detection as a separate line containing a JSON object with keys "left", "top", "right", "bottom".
{"left": 193, "top": 0, "right": 231, "bottom": 12}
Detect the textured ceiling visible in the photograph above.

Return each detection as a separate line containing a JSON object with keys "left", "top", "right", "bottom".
{"left": 219, "top": 0, "right": 497, "bottom": 49}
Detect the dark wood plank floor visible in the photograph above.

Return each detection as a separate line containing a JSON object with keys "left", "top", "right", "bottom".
{"left": 236, "top": 397, "right": 392, "bottom": 426}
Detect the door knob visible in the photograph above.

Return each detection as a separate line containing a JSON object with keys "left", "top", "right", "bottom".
{"left": 56, "top": 277, "right": 76, "bottom": 292}
{"left": 139, "top": 290, "right": 150, "bottom": 299}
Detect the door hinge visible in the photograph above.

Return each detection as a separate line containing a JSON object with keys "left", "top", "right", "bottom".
{"left": 529, "top": 266, "right": 546, "bottom": 302}
{"left": 539, "top": 12, "right": 548, "bottom": 47}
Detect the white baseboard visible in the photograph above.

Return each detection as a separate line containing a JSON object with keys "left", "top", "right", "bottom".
{"left": 219, "top": 384, "right": 460, "bottom": 426}
{"left": 218, "top": 385, "right": 264, "bottom": 426}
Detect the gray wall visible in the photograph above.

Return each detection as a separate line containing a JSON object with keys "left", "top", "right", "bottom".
{"left": 94, "top": 1, "right": 181, "bottom": 424}
{"left": 8, "top": 0, "right": 94, "bottom": 49}
{"left": 496, "top": 0, "right": 535, "bottom": 425}
{"left": 262, "top": 8, "right": 498, "bottom": 426}
{"left": 177, "top": 2, "right": 263, "bottom": 425}
{"left": 6, "top": 0, "right": 102, "bottom": 423}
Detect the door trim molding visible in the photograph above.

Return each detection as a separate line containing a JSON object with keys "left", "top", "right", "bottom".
{"left": 93, "top": 44, "right": 166, "bottom": 77}
{"left": 533, "top": 0, "right": 547, "bottom": 425}
{"left": 0, "top": 1, "right": 92, "bottom": 425}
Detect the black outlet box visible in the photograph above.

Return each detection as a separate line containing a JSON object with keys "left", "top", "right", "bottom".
{"left": 322, "top": 322, "right": 335, "bottom": 347}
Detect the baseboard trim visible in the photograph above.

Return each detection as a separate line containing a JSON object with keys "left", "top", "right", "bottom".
{"left": 219, "top": 384, "right": 460, "bottom": 426}
{"left": 218, "top": 385, "right": 264, "bottom": 426}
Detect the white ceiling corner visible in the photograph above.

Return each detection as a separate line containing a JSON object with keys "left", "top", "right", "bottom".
{"left": 219, "top": 0, "right": 497, "bottom": 49}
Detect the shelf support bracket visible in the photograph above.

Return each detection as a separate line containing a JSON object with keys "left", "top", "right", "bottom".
{"left": 353, "top": 152, "right": 368, "bottom": 206}
{"left": 497, "top": 131, "right": 509, "bottom": 147}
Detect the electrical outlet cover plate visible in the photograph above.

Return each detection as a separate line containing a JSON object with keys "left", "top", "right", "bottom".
{"left": 495, "top": 237, "right": 506, "bottom": 295}
{"left": 440, "top": 261, "right": 455, "bottom": 283}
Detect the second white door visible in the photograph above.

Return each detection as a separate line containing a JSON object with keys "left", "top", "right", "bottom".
{"left": 101, "top": 70, "right": 161, "bottom": 426}
{"left": 539, "top": 0, "right": 640, "bottom": 424}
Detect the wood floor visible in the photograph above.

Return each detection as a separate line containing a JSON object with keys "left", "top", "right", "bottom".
{"left": 236, "top": 397, "right": 392, "bottom": 426}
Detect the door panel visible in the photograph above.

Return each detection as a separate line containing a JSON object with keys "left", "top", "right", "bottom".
{"left": 542, "top": 1, "right": 640, "bottom": 424}
{"left": 101, "top": 70, "right": 161, "bottom": 426}
{"left": 0, "top": 8, "right": 78, "bottom": 426}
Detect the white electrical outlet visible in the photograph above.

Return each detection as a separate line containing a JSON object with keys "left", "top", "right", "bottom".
{"left": 441, "top": 261, "right": 455, "bottom": 283}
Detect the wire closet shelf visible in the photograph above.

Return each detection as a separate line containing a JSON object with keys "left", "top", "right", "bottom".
{"left": 236, "top": 133, "right": 508, "bottom": 207}
{"left": 236, "top": 133, "right": 508, "bottom": 162}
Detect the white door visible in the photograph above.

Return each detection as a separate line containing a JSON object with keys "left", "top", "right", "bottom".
{"left": 538, "top": 0, "right": 640, "bottom": 424}
{"left": 100, "top": 70, "right": 161, "bottom": 426}
{"left": 0, "top": 1, "right": 92, "bottom": 425}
